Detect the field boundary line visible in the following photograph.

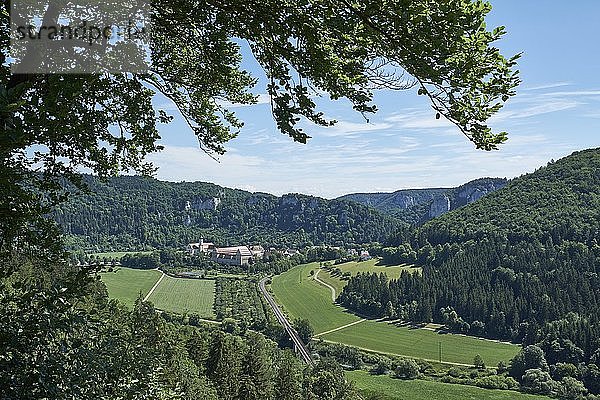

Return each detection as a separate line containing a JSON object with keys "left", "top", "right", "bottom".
{"left": 315, "top": 318, "right": 367, "bottom": 337}
{"left": 144, "top": 271, "right": 165, "bottom": 302}
{"left": 318, "top": 339, "right": 477, "bottom": 368}
{"left": 313, "top": 269, "right": 336, "bottom": 301}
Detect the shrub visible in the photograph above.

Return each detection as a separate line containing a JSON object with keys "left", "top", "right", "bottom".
{"left": 473, "top": 354, "right": 485, "bottom": 369}
{"left": 521, "top": 368, "right": 560, "bottom": 396}
{"left": 474, "top": 375, "right": 519, "bottom": 390}
{"left": 557, "top": 377, "right": 588, "bottom": 399}
{"left": 394, "top": 358, "right": 419, "bottom": 380}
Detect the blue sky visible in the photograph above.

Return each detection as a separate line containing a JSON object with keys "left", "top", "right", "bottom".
{"left": 149, "top": 1, "right": 600, "bottom": 198}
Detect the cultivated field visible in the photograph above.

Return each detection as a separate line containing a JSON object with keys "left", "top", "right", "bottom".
{"left": 273, "top": 262, "right": 520, "bottom": 365}
{"left": 271, "top": 262, "right": 361, "bottom": 333}
{"left": 347, "top": 370, "right": 550, "bottom": 400}
{"left": 100, "top": 267, "right": 162, "bottom": 307}
{"left": 147, "top": 275, "right": 216, "bottom": 318}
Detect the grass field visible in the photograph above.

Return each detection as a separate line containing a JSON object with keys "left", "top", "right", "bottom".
{"left": 346, "top": 370, "right": 550, "bottom": 400}
{"left": 271, "top": 262, "right": 361, "bottom": 333}
{"left": 320, "top": 259, "right": 421, "bottom": 295}
{"left": 147, "top": 276, "right": 215, "bottom": 318}
{"left": 321, "top": 320, "right": 519, "bottom": 366}
{"left": 272, "top": 262, "right": 520, "bottom": 365}
{"left": 100, "top": 267, "right": 162, "bottom": 307}
{"left": 330, "top": 258, "right": 421, "bottom": 279}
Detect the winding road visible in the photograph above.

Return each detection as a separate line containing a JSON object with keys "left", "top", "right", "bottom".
{"left": 258, "top": 276, "right": 314, "bottom": 365}
{"left": 313, "top": 269, "right": 337, "bottom": 302}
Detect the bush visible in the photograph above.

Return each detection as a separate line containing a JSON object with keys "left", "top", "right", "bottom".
{"left": 521, "top": 368, "right": 560, "bottom": 396}
{"left": 557, "top": 377, "right": 588, "bottom": 399}
{"left": 394, "top": 358, "right": 419, "bottom": 380}
{"left": 509, "top": 345, "right": 548, "bottom": 378}
{"left": 473, "top": 354, "right": 485, "bottom": 369}
{"left": 370, "top": 360, "right": 390, "bottom": 375}
{"left": 474, "top": 375, "right": 519, "bottom": 390}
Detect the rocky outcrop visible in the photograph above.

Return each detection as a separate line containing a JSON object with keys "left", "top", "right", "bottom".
{"left": 339, "top": 177, "right": 508, "bottom": 225}
{"left": 429, "top": 194, "right": 451, "bottom": 218}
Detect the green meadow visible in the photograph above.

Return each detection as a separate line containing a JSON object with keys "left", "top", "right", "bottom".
{"left": 272, "top": 263, "right": 519, "bottom": 365}
{"left": 346, "top": 370, "right": 550, "bottom": 400}
{"left": 319, "top": 259, "right": 421, "bottom": 295}
{"left": 322, "top": 320, "right": 519, "bottom": 366}
{"left": 100, "top": 267, "right": 162, "bottom": 307}
{"left": 271, "top": 262, "right": 361, "bottom": 333}
{"left": 147, "top": 275, "right": 216, "bottom": 318}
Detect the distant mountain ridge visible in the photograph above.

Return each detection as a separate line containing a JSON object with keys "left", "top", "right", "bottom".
{"left": 338, "top": 177, "right": 507, "bottom": 224}
{"left": 54, "top": 175, "right": 401, "bottom": 251}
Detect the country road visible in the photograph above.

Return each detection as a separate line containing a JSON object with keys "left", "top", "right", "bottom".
{"left": 258, "top": 276, "right": 314, "bottom": 365}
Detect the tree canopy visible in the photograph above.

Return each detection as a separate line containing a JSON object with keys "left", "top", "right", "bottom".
{"left": 1, "top": 0, "right": 520, "bottom": 253}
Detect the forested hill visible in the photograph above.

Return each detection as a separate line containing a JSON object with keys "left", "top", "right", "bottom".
{"left": 54, "top": 175, "right": 401, "bottom": 251}
{"left": 339, "top": 177, "right": 507, "bottom": 224}
{"left": 339, "top": 148, "right": 600, "bottom": 363}
{"left": 417, "top": 148, "right": 599, "bottom": 245}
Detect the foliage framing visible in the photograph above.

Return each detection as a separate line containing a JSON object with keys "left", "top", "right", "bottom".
{"left": 1, "top": 0, "right": 520, "bottom": 253}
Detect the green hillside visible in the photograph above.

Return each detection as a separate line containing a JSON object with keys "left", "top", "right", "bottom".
{"left": 339, "top": 148, "right": 600, "bottom": 360}
{"left": 55, "top": 175, "right": 401, "bottom": 251}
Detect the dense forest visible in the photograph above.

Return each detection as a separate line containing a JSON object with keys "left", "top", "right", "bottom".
{"left": 339, "top": 149, "right": 600, "bottom": 393}
{"left": 54, "top": 176, "right": 401, "bottom": 251}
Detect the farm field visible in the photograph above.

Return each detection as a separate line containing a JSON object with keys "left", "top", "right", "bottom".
{"left": 271, "top": 262, "right": 361, "bottom": 333}
{"left": 273, "top": 262, "right": 519, "bottom": 365}
{"left": 147, "top": 275, "right": 216, "bottom": 318}
{"left": 100, "top": 267, "right": 162, "bottom": 307}
{"left": 321, "top": 320, "right": 520, "bottom": 366}
{"left": 346, "top": 370, "right": 550, "bottom": 400}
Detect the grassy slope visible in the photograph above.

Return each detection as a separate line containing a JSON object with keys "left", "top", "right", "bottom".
{"left": 320, "top": 259, "right": 421, "bottom": 295}
{"left": 347, "top": 370, "right": 550, "bottom": 400}
{"left": 273, "top": 263, "right": 519, "bottom": 365}
{"left": 333, "top": 259, "right": 420, "bottom": 279}
{"left": 100, "top": 267, "right": 162, "bottom": 307}
{"left": 271, "top": 262, "right": 360, "bottom": 333}
{"left": 322, "top": 320, "right": 519, "bottom": 366}
{"left": 147, "top": 275, "right": 216, "bottom": 318}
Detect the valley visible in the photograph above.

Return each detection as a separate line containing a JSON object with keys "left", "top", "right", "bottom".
{"left": 63, "top": 149, "right": 600, "bottom": 399}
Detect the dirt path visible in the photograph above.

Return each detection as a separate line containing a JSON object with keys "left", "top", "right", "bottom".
{"left": 315, "top": 318, "right": 367, "bottom": 337}
{"left": 143, "top": 271, "right": 165, "bottom": 302}
{"left": 313, "top": 269, "right": 337, "bottom": 302}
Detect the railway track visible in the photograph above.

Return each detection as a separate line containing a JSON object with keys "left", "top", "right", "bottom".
{"left": 258, "top": 276, "right": 314, "bottom": 366}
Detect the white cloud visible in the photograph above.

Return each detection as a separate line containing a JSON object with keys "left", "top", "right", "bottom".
{"left": 522, "top": 82, "right": 571, "bottom": 91}
{"left": 317, "top": 120, "right": 394, "bottom": 137}
{"left": 385, "top": 110, "right": 454, "bottom": 129}
{"left": 148, "top": 145, "right": 266, "bottom": 184}
{"left": 491, "top": 100, "right": 580, "bottom": 121}
{"left": 216, "top": 93, "right": 272, "bottom": 108}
